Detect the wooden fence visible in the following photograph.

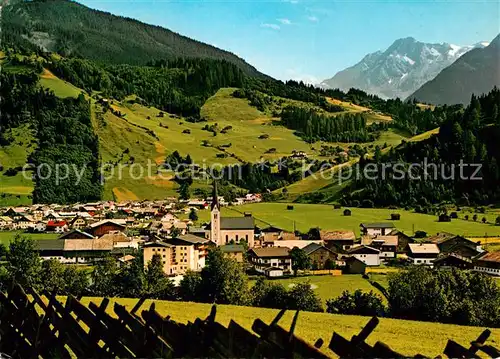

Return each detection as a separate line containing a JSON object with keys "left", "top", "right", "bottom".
{"left": 0, "top": 283, "right": 499, "bottom": 358}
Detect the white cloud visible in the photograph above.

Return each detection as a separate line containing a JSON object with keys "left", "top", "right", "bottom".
{"left": 282, "top": 0, "right": 299, "bottom": 3}
{"left": 307, "top": 15, "right": 319, "bottom": 22}
{"left": 277, "top": 18, "right": 292, "bottom": 25}
{"left": 285, "top": 68, "right": 320, "bottom": 85}
{"left": 261, "top": 23, "right": 280, "bottom": 30}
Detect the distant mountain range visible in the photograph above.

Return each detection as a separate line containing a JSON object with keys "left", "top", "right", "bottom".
{"left": 321, "top": 37, "right": 489, "bottom": 99}
{"left": 2, "top": 0, "right": 266, "bottom": 78}
{"left": 409, "top": 34, "right": 500, "bottom": 105}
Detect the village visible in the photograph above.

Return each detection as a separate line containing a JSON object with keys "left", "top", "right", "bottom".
{"left": 0, "top": 182, "right": 498, "bottom": 280}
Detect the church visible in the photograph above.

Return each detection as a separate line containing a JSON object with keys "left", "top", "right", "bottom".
{"left": 206, "top": 182, "right": 255, "bottom": 248}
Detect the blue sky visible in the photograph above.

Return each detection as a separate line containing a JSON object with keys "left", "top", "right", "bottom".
{"left": 80, "top": 0, "right": 500, "bottom": 82}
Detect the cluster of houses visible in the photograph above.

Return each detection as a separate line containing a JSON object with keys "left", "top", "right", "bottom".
{"left": 1, "top": 183, "right": 499, "bottom": 278}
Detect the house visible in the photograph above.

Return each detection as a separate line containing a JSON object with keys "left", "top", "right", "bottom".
{"left": 70, "top": 215, "right": 88, "bottom": 230}
{"left": 36, "top": 235, "right": 114, "bottom": 263}
{"left": 32, "top": 221, "right": 47, "bottom": 232}
{"left": 347, "top": 245, "right": 381, "bottom": 266}
{"left": 361, "top": 235, "right": 398, "bottom": 259}
{"left": 159, "top": 221, "right": 188, "bottom": 236}
{"left": 343, "top": 256, "right": 366, "bottom": 274}
{"left": 220, "top": 244, "right": 245, "bottom": 262}
{"left": 117, "top": 255, "right": 136, "bottom": 267}
{"left": 427, "top": 234, "right": 482, "bottom": 258}
{"left": 434, "top": 253, "right": 474, "bottom": 270}
{"left": 88, "top": 220, "right": 126, "bottom": 237}
{"left": 268, "top": 240, "right": 322, "bottom": 250}
{"left": 260, "top": 225, "right": 285, "bottom": 235}
{"left": 46, "top": 221, "right": 69, "bottom": 233}
{"left": 207, "top": 182, "right": 254, "bottom": 247}
{"left": 407, "top": 243, "right": 440, "bottom": 265}
{"left": 248, "top": 247, "right": 292, "bottom": 275}
{"left": 387, "top": 229, "right": 414, "bottom": 253}
{"left": 15, "top": 214, "right": 35, "bottom": 230}
{"left": 473, "top": 252, "right": 500, "bottom": 276}
{"left": 320, "top": 230, "right": 356, "bottom": 251}
{"left": 360, "top": 223, "right": 395, "bottom": 236}
{"left": 143, "top": 235, "right": 210, "bottom": 276}
{"left": 100, "top": 231, "right": 140, "bottom": 249}
{"left": 302, "top": 243, "right": 338, "bottom": 269}
{"left": 0, "top": 216, "right": 13, "bottom": 229}
{"left": 59, "top": 229, "right": 95, "bottom": 240}
{"left": 3, "top": 207, "right": 26, "bottom": 219}
{"left": 264, "top": 267, "right": 284, "bottom": 277}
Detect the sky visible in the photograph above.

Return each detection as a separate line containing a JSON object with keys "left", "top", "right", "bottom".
{"left": 79, "top": 0, "right": 500, "bottom": 83}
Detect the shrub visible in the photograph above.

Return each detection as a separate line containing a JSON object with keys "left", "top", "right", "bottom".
{"left": 182, "top": 129, "right": 191, "bottom": 134}
{"left": 326, "top": 290, "right": 386, "bottom": 316}
{"left": 361, "top": 199, "right": 374, "bottom": 208}
{"left": 414, "top": 230, "right": 427, "bottom": 238}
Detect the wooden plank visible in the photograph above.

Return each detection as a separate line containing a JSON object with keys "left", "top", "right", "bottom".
{"left": 114, "top": 302, "right": 173, "bottom": 358}
{"left": 65, "top": 296, "right": 133, "bottom": 358}
{"left": 444, "top": 340, "right": 480, "bottom": 359}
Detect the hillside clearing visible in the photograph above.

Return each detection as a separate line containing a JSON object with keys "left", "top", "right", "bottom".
{"left": 39, "top": 69, "right": 83, "bottom": 98}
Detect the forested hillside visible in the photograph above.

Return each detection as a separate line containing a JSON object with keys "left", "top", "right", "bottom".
{"left": 342, "top": 88, "right": 500, "bottom": 207}
{"left": 48, "top": 57, "right": 246, "bottom": 118}
{"left": 2, "top": 0, "right": 265, "bottom": 77}
{"left": 1, "top": 64, "right": 102, "bottom": 204}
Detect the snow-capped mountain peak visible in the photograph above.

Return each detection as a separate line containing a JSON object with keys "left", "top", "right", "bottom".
{"left": 321, "top": 37, "right": 490, "bottom": 99}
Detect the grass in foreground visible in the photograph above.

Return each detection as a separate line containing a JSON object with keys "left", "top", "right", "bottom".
{"left": 195, "top": 203, "right": 500, "bottom": 237}
{"left": 76, "top": 297, "right": 500, "bottom": 358}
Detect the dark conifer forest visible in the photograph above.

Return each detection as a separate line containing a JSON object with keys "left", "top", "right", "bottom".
{"left": 342, "top": 88, "right": 500, "bottom": 207}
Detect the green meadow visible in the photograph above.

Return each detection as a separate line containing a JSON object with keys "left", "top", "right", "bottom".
{"left": 195, "top": 203, "right": 500, "bottom": 237}
{"left": 0, "top": 231, "right": 59, "bottom": 246}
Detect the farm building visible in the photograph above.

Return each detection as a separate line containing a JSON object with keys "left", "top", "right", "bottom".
{"left": 473, "top": 251, "right": 500, "bottom": 276}
{"left": 247, "top": 247, "right": 292, "bottom": 275}
{"left": 346, "top": 245, "right": 381, "bottom": 266}
{"left": 360, "top": 222, "right": 395, "bottom": 236}
{"left": 320, "top": 230, "right": 356, "bottom": 251}
{"left": 407, "top": 243, "right": 440, "bottom": 266}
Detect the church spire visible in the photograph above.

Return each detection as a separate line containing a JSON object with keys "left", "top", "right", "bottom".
{"left": 211, "top": 180, "right": 220, "bottom": 211}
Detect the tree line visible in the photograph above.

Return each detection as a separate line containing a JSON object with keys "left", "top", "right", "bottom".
{"left": 280, "top": 106, "right": 381, "bottom": 143}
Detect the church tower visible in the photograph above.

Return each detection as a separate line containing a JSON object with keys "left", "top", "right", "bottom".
{"left": 210, "top": 181, "right": 221, "bottom": 245}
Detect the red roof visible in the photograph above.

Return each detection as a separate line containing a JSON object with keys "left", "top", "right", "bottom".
{"left": 47, "top": 221, "right": 67, "bottom": 227}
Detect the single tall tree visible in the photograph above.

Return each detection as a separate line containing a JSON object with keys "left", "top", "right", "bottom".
{"left": 7, "top": 235, "right": 42, "bottom": 289}
{"left": 289, "top": 247, "right": 311, "bottom": 276}
{"left": 145, "top": 254, "right": 175, "bottom": 299}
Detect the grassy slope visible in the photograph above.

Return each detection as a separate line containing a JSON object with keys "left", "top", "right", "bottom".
{"left": 194, "top": 203, "right": 500, "bottom": 237}
{"left": 0, "top": 125, "right": 36, "bottom": 206}
{"left": 77, "top": 297, "right": 500, "bottom": 358}
{"left": 0, "top": 231, "right": 59, "bottom": 245}
{"left": 93, "top": 88, "right": 398, "bottom": 201}
{"left": 39, "top": 69, "right": 83, "bottom": 98}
